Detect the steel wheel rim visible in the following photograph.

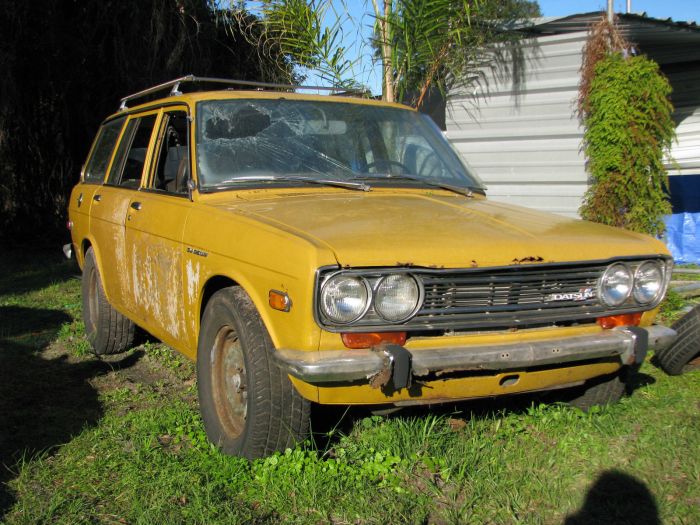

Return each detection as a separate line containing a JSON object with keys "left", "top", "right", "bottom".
{"left": 211, "top": 325, "right": 248, "bottom": 439}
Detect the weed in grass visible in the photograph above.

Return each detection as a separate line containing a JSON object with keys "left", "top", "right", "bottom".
{"left": 57, "top": 319, "right": 92, "bottom": 357}
{"left": 659, "top": 289, "right": 692, "bottom": 324}
{"left": 143, "top": 340, "right": 195, "bottom": 380}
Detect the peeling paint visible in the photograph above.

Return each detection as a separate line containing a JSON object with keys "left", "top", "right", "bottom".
{"left": 130, "top": 239, "right": 184, "bottom": 341}
{"left": 185, "top": 258, "right": 201, "bottom": 305}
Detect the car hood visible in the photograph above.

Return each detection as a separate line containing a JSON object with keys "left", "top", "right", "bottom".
{"left": 206, "top": 190, "right": 668, "bottom": 268}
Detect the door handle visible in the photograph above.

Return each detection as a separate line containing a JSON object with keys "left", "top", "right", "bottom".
{"left": 130, "top": 201, "right": 142, "bottom": 211}
{"left": 93, "top": 194, "right": 101, "bottom": 202}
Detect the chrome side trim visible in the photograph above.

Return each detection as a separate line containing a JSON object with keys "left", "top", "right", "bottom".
{"left": 272, "top": 325, "right": 678, "bottom": 384}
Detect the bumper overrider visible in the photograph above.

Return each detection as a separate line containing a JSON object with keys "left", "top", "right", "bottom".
{"left": 272, "top": 325, "right": 677, "bottom": 389}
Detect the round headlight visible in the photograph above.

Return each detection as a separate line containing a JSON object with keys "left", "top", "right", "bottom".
{"left": 320, "top": 274, "right": 370, "bottom": 324}
{"left": 599, "top": 263, "right": 633, "bottom": 307}
{"left": 374, "top": 274, "right": 421, "bottom": 322}
{"left": 633, "top": 261, "right": 663, "bottom": 304}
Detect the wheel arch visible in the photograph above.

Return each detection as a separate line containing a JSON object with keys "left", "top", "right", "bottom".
{"left": 80, "top": 238, "right": 93, "bottom": 267}
{"left": 200, "top": 275, "right": 240, "bottom": 323}
{"left": 195, "top": 272, "right": 284, "bottom": 355}
{"left": 80, "top": 238, "right": 114, "bottom": 305}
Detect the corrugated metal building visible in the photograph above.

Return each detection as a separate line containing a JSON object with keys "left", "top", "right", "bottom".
{"left": 445, "top": 12, "right": 700, "bottom": 220}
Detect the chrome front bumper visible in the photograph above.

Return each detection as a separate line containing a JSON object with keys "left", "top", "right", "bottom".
{"left": 271, "top": 325, "right": 677, "bottom": 384}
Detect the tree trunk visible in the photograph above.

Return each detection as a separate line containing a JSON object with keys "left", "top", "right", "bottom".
{"left": 381, "top": 0, "right": 394, "bottom": 102}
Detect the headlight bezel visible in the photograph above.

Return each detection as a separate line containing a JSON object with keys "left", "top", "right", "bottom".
{"left": 319, "top": 274, "right": 372, "bottom": 325}
{"left": 317, "top": 269, "right": 424, "bottom": 327}
{"left": 597, "top": 262, "right": 634, "bottom": 307}
{"left": 597, "top": 258, "right": 671, "bottom": 309}
{"left": 373, "top": 273, "right": 423, "bottom": 323}
{"left": 632, "top": 260, "right": 665, "bottom": 305}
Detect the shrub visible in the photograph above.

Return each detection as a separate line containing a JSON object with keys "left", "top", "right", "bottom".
{"left": 578, "top": 18, "right": 675, "bottom": 236}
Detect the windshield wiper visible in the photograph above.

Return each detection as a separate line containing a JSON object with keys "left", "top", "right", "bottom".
{"left": 352, "top": 173, "right": 474, "bottom": 198}
{"left": 210, "top": 174, "right": 371, "bottom": 192}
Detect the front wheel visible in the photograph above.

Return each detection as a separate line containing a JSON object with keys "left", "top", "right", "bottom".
{"left": 197, "top": 287, "right": 310, "bottom": 459}
{"left": 566, "top": 370, "right": 626, "bottom": 411}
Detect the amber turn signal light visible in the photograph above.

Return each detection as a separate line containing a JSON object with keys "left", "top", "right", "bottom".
{"left": 341, "top": 332, "right": 407, "bottom": 349}
{"left": 268, "top": 290, "right": 291, "bottom": 312}
{"left": 597, "top": 313, "right": 642, "bottom": 329}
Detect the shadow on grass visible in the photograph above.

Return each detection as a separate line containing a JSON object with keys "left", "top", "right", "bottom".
{"left": 0, "top": 306, "right": 141, "bottom": 518}
{"left": 309, "top": 388, "right": 549, "bottom": 452}
{"left": 0, "top": 246, "right": 78, "bottom": 298}
{"left": 309, "top": 366, "right": 656, "bottom": 453}
{"left": 564, "top": 469, "right": 660, "bottom": 525}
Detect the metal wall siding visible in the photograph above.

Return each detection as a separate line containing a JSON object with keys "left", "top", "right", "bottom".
{"left": 446, "top": 32, "right": 588, "bottom": 217}
{"left": 668, "top": 107, "right": 700, "bottom": 175}
{"left": 448, "top": 29, "right": 700, "bottom": 216}
{"left": 666, "top": 67, "right": 700, "bottom": 175}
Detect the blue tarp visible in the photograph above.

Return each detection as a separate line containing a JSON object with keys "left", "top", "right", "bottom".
{"left": 664, "top": 212, "right": 700, "bottom": 264}
{"left": 663, "top": 174, "right": 700, "bottom": 264}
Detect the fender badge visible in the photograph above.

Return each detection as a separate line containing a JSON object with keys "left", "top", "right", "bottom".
{"left": 186, "top": 247, "right": 208, "bottom": 257}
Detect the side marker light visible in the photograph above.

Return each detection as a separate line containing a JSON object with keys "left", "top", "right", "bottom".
{"left": 269, "top": 290, "right": 291, "bottom": 312}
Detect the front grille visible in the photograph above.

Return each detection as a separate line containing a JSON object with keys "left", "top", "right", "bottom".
{"left": 316, "top": 257, "right": 668, "bottom": 333}
{"left": 415, "top": 264, "right": 607, "bottom": 330}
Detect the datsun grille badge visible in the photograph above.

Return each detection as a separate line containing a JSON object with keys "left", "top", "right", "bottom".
{"left": 545, "top": 288, "right": 595, "bottom": 302}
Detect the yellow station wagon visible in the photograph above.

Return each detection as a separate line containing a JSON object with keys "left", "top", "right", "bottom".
{"left": 67, "top": 75, "right": 679, "bottom": 459}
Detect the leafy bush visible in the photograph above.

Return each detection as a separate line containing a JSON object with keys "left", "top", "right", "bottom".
{"left": 578, "top": 18, "right": 675, "bottom": 236}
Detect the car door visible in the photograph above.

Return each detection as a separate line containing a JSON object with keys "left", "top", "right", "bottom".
{"left": 89, "top": 111, "right": 159, "bottom": 317}
{"left": 71, "top": 116, "right": 126, "bottom": 262}
{"left": 124, "top": 107, "right": 193, "bottom": 347}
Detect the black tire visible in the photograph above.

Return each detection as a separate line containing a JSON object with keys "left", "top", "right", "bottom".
{"left": 81, "top": 247, "right": 135, "bottom": 355}
{"left": 197, "top": 286, "right": 310, "bottom": 459}
{"left": 654, "top": 306, "right": 700, "bottom": 375}
{"left": 566, "top": 370, "right": 626, "bottom": 412}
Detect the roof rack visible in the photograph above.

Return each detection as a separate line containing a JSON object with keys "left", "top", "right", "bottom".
{"left": 118, "top": 74, "right": 365, "bottom": 111}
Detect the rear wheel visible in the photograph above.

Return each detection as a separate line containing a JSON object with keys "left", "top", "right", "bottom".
{"left": 81, "top": 247, "right": 135, "bottom": 355}
{"left": 654, "top": 306, "right": 700, "bottom": 375}
{"left": 197, "top": 287, "right": 310, "bottom": 459}
{"left": 566, "top": 370, "right": 626, "bottom": 411}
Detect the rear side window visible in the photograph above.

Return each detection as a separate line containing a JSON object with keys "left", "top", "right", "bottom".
{"left": 107, "top": 115, "right": 158, "bottom": 188}
{"left": 83, "top": 117, "right": 126, "bottom": 184}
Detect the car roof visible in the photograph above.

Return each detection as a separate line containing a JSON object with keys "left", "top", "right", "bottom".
{"left": 119, "top": 90, "right": 411, "bottom": 114}
{"left": 105, "top": 75, "right": 414, "bottom": 122}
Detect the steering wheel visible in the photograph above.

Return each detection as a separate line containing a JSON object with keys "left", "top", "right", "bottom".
{"left": 365, "top": 159, "right": 410, "bottom": 174}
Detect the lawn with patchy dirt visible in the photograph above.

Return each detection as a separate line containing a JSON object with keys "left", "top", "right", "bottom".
{"left": 1, "top": 246, "right": 699, "bottom": 524}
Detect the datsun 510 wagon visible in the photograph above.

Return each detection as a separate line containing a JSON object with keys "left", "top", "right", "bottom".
{"left": 66, "top": 76, "right": 679, "bottom": 459}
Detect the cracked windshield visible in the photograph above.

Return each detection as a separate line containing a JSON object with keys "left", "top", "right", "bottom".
{"left": 195, "top": 99, "right": 484, "bottom": 191}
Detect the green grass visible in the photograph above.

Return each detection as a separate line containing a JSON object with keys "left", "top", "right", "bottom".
{"left": 1, "top": 248, "right": 699, "bottom": 524}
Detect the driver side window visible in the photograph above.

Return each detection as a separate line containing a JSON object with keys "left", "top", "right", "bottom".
{"left": 151, "top": 111, "right": 189, "bottom": 194}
